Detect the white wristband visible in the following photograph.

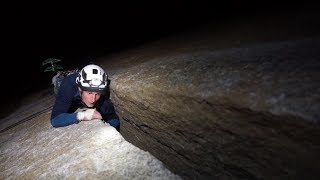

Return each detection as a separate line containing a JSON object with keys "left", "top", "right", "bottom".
{"left": 77, "top": 109, "right": 95, "bottom": 121}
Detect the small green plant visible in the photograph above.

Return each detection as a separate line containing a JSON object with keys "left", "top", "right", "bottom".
{"left": 42, "top": 58, "right": 64, "bottom": 96}
{"left": 42, "top": 58, "right": 63, "bottom": 73}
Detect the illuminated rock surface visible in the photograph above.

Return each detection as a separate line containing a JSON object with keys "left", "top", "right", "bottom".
{"left": 0, "top": 97, "right": 181, "bottom": 180}
{"left": 98, "top": 13, "right": 320, "bottom": 179}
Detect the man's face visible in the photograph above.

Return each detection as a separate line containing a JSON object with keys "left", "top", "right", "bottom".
{"left": 80, "top": 90, "right": 102, "bottom": 107}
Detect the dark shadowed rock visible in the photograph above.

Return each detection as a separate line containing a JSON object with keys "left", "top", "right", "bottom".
{"left": 98, "top": 12, "right": 320, "bottom": 180}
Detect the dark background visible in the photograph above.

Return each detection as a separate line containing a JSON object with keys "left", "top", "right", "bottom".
{"left": 1, "top": 2, "right": 317, "bottom": 115}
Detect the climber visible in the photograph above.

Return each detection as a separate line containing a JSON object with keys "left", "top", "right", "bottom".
{"left": 50, "top": 63, "right": 120, "bottom": 131}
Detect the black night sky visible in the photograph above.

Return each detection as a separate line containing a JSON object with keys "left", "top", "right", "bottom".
{"left": 1, "top": 2, "right": 316, "bottom": 104}
{"left": 4, "top": 3, "right": 219, "bottom": 92}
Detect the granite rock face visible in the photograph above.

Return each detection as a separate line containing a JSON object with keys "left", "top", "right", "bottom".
{"left": 0, "top": 108, "right": 182, "bottom": 179}
{"left": 105, "top": 36, "right": 320, "bottom": 180}
{"left": 92, "top": 12, "right": 320, "bottom": 179}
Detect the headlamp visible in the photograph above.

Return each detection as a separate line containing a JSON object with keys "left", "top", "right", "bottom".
{"left": 89, "top": 78, "right": 103, "bottom": 87}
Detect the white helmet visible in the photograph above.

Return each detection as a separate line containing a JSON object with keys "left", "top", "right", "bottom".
{"left": 76, "top": 64, "right": 108, "bottom": 93}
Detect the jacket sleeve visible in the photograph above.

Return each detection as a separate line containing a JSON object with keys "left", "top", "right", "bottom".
{"left": 99, "top": 98, "right": 119, "bottom": 121}
{"left": 51, "top": 113, "right": 79, "bottom": 127}
{"left": 50, "top": 74, "right": 79, "bottom": 127}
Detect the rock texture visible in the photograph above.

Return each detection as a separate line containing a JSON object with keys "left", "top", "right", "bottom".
{"left": 0, "top": 105, "right": 181, "bottom": 179}
{"left": 99, "top": 13, "right": 320, "bottom": 180}
{"left": 0, "top": 88, "right": 54, "bottom": 133}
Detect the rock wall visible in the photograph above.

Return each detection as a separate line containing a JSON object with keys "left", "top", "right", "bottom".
{"left": 0, "top": 108, "right": 181, "bottom": 179}
{"left": 99, "top": 13, "right": 320, "bottom": 179}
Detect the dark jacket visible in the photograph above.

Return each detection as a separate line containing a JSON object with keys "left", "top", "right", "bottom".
{"left": 50, "top": 73, "right": 119, "bottom": 127}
